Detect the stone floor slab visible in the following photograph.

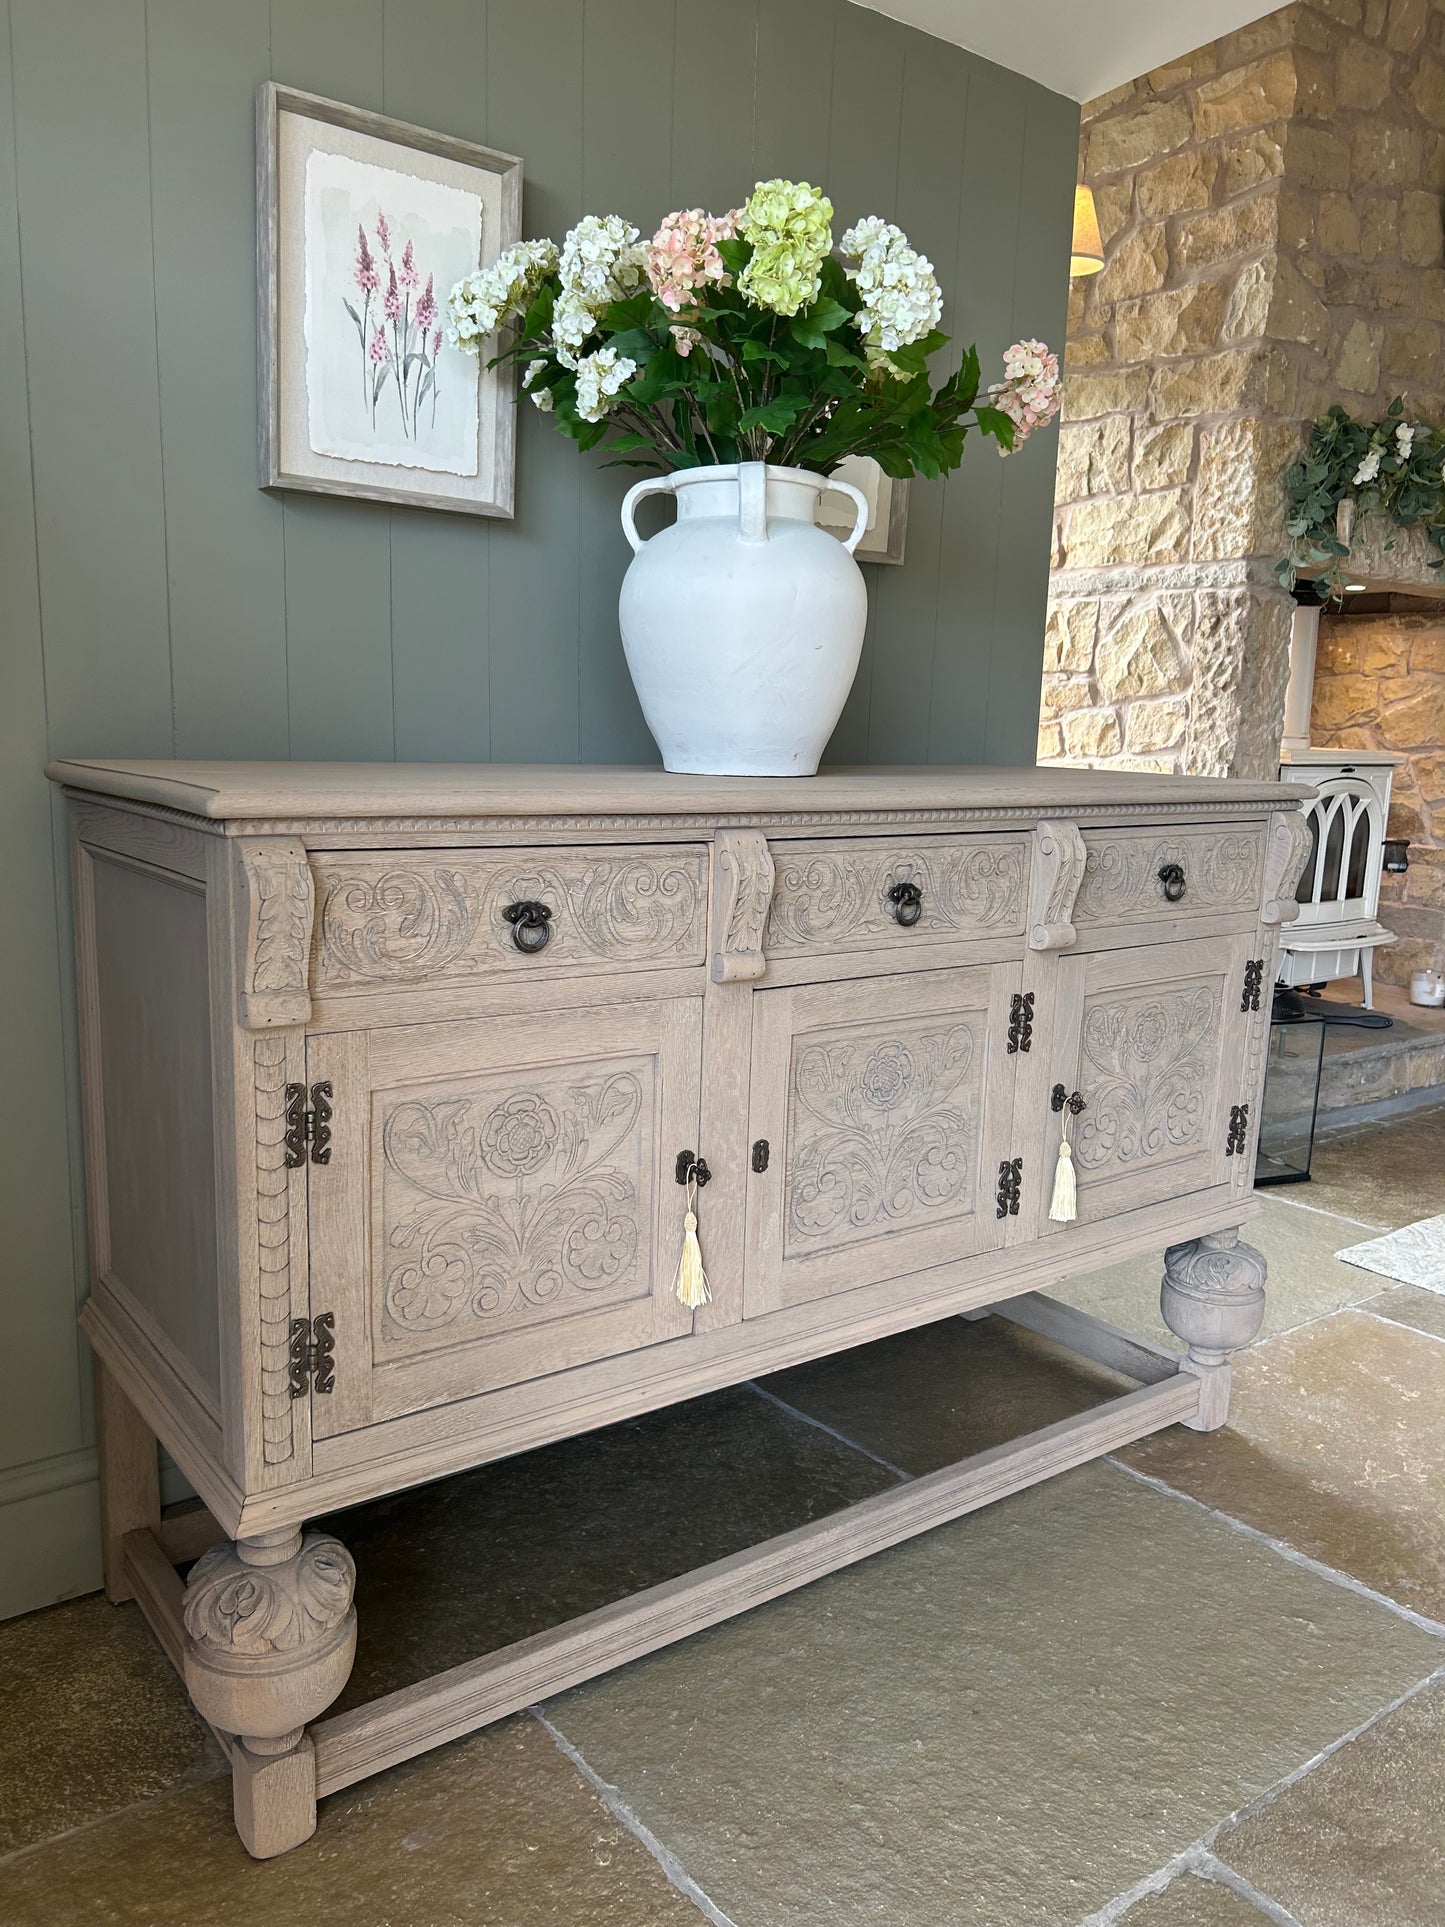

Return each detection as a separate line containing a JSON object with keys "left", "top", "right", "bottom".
{"left": 1216, "top": 1674, "right": 1445, "bottom": 1927}
{"left": 1124, "top": 1310, "right": 1445, "bottom": 1624}
{"left": 1055, "top": 1196, "right": 1379, "bottom": 1353}
{"left": 1121, "top": 1871, "right": 1277, "bottom": 1924}
{"left": 1304, "top": 1105, "right": 1445, "bottom": 1232}
{"left": 1365, "top": 1284, "right": 1445, "bottom": 1344}
{"left": 326, "top": 1383, "right": 896, "bottom": 1709}
{"left": 547, "top": 1461, "right": 1441, "bottom": 1927}
{"left": 0, "top": 1591, "right": 220, "bottom": 1855}
{"left": 758, "top": 1313, "right": 1127, "bottom": 1475}
{"left": 0, "top": 1717, "right": 700, "bottom": 1927}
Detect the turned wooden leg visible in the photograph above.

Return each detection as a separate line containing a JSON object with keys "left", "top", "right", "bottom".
{"left": 181, "top": 1525, "right": 357, "bottom": 1858}
{"left": 95, "top": 1359, "right": 161, "bottom": 1604}
{"left": 1160, "top": 1227, "right": 1267, "bottom": 1432}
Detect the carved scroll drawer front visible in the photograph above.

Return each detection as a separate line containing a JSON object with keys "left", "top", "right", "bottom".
{"left": 1072, "top": 825, "right": 1266, "bottom": 935}
{"left": 311, "top": 845, "right": 708, "bottom": 991}
{"left": 764, "top": 835, "right": 1028, "bottom": 962}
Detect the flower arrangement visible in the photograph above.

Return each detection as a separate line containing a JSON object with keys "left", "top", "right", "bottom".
{"left": 1281, "top": 397, "right": 1445, "bottom": 588}
{"left": 445, "top": 179, "right": 1060, "bottom": 478}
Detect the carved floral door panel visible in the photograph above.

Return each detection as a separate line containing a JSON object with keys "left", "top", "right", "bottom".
{"left": 744, "top": 965, "right": 1020, "bottom": 1316}
{"left": 307, "top": 998, "right": 702, "bottom": 1435}
{"left": 1023, "top": 934, "right": 1256, "bottom": 1241}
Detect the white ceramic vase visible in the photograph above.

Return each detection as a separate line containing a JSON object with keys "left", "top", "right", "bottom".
{"left": 618, "top": 461, "right": 870, "bottom": 776}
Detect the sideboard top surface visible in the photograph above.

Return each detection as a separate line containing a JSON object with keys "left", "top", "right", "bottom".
{"left": 48, "top": 759, "right": 1310, "bottom": 826}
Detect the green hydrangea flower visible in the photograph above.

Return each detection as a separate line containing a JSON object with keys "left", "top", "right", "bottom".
{"left": 737, "top": 179, "right": 834, "bottom": 317}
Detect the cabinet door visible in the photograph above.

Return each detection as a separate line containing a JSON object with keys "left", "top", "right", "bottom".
{"left": 744, "top": 965, "right": 1020, "bottom": 1315}
{"left": 307, "top": 998, "right": 702, "bottom": 1435}
{"left": 1024, "top": 934, "right": 1255, "bottom": 1240}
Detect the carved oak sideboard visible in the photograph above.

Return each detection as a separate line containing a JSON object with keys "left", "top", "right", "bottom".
{"left": 48, "top": 760, "right": 1310, "bottom": 1858}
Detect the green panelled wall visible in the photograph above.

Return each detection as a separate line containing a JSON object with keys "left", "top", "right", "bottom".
{"left": 0, "top": 0, "right": 1076, "bottom": 1616}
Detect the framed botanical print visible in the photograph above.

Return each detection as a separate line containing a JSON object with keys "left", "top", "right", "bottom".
{"left": 257, "top": 82, "right": 521, "bottom": 517}
{"left": 816, "top": 454, "right": 910, "bottom": 565}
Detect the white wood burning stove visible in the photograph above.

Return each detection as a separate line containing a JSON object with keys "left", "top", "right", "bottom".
{"left": 1276, "top": 748, "right": 1398, "bottom": 1008}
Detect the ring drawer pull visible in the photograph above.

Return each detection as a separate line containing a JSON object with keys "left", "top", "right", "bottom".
{"left": 1157, "top": 862, "right": 1187, "bottom": 903}
{"left": 886, "top": 879, "right": 924, "bottom": 927}
{"left": 503, "top": 900, "right": 554, "bottom": 952}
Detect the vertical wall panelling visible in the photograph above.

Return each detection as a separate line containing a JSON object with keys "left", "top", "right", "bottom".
{"left": 929, "top": 71, "right": 1028, "bottom": 764}
{"left": 149, "top": 0, "right": 290, "bottom": 758}
{"left": 0, "top": 3, "right": 89, "bottom": 1536}
{"left": 752, "top": 0, "right": 835, "bottom": 184}
{"left": 271, "top": 0, "right": 397, "bottom": 759}
{"left": 865, "top": 34, "right": 971, "bottom": 763}
{"left": 575, "top": 0, "right": 677, "bottom": 765}
{"left": 484, "top": 0, "right": 585, "bottom": 761}
{"left": 10, "top": 0, "right": 173, "bottom": 756}
{"left": 0, "top": 0, "right": 1077, "bottom": 1617}
{"left": 382, "top": 0, "right": 495, "bottom": 760}
{"left": 987, "top": 90, "right": 1073, "bottom": 764}
{"left": 820, "top": 2, "right": 904, "bottom": 763}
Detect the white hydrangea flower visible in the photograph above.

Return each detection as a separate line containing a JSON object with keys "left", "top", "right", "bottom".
{"left": 839, "top": 217, "right": 943, "bottom": 357}
{"left": 1397, "top": 421, "right": 1416, "bottom": 458}
{"left": 1354, "top": 446, "right": 1383, "bottom": 486}
{"left": 574, "top": 345, "right": 638, "bottom": 423}
{"left": 445, "top": 239, "right": 558, "bottom": 354}
{"left": 550, "top": 214, "right": 647, "bottom": 366}
{"left": 524, "top": 358, "right": 554, "bottom": 412}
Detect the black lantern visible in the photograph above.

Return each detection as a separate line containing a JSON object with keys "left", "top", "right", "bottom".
{"left": 1382, "top": 837, "right": 1410, "bottom": 874}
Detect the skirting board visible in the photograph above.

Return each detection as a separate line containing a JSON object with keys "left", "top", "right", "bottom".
{"left": 119, "top": 1299, "right": 1204, "bottom": 1808}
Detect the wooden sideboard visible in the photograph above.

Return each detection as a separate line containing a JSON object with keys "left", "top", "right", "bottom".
{"left": 48, "top": 759, "right": 1311, "bottom": 1857}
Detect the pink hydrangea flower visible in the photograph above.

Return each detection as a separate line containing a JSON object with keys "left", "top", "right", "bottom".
{"left": 988, "top": 339, "right": 1061, "bottom": 455}
{"left": 354, "top": 224, "right": 380, "bottom": 294}
{"left": 670, "top": 324, "right": 702, "bottom": 357}
{"left": 644, "top": 207, "right": 738, "bottom": 313}
{"left": 400, "top": 238, "right": 419, "bottom": 290}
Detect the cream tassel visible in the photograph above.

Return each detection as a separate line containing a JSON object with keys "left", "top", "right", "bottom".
{"left": 1048, "top": 1132, "right": 1077, "bottom": 1224}
{"left": 673, "top": 1172, "right": 711, "bottom": 1309}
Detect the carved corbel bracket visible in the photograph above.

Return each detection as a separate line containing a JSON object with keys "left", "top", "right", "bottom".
{"left": 237, "top": 837, "right": 315, "bottom": 1029}
{"left": 1261, "top": 810, "right": 1313, "bottom": 927}
{"left": 1027, "top": 819, "right": 1087, "bottom": 951}
{"left": 710, "top": 829, "right": 775, "bottom": 983}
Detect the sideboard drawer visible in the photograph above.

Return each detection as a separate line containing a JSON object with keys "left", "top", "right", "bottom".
{"left": 311, "top": 844, "right": 708, "bottom": 991}
{"left": 1072, "top": 824, "right": 1266, "bottom": 937}
{"left": 764, "top": 834, "right": 1028, "bottom": 962}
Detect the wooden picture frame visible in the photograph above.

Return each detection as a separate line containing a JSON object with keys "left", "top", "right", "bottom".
{"left": 256, "top": 82, "right": 521, "bottom": 518}
{"left": 816, "top": 454, "right": 910, "bottom": 565}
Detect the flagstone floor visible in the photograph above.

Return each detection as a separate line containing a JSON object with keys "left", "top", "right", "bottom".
{"left": 1, "top": 1107, "right": 1442, "bottom": 1927}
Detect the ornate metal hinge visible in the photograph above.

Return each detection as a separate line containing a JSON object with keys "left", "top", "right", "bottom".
{"left": 1225, "top": 1103, "right": 1251, "bottom": 1157}
{"left": 995, "top": 1156, "right": 1023, "bottom": 1218}
{"left": 284, "top": 1081, "right": 333, "bottom": 1167}
{"left": 288, "top": 1312, "right": 336, "bottom": 1397}
{"left": 1240, "top": 958, "right": 1265, "bottom": 1013}
{"left": 1007, "top": 991, "right": 1035, "bottom": 1054}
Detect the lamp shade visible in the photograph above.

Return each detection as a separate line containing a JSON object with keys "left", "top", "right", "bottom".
{"left": 1070, "top": 185, "right": 1104, "bottom": 277}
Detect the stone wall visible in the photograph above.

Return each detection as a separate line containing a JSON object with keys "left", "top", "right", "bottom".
{"left": 1041, "top": 0, "right": 1445, "bottom": 780}
{"left": 1311, "top": 609, "right": 1445, "bottom": 978}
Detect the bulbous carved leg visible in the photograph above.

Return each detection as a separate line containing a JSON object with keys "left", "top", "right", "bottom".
{"left": 1160, "top": 1227, "right": 1267, "bottom": 1432}
{"left": 181, "top": 1525, "right": 356, "bottom": 1858}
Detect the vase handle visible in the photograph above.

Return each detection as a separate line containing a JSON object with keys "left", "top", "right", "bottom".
{"left": 620, "top": 474, "right": 677, "bottom": 554}
{"left": 738, "top": 462, "right": 769, "bottom": 546}
{"left": 822, "top": 477, "right": 871, "bottom": 555}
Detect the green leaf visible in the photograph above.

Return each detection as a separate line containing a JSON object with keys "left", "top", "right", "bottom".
{"left": 738, "top": 395, "right": 807, "bottom": 434}
{"left": 742, "top": 339, "right": 790, "bottom": 366}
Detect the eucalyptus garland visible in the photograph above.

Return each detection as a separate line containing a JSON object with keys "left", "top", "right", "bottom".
{"left": 1281, "top": 397, "right": 1445, "bottom": 588}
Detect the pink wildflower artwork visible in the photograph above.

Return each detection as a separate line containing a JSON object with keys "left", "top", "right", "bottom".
{"left": 344, "top": 211, "right": 447, "bottom": 441}
{"left": 644, "top": 208, "right": 737, "bottom": 315}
